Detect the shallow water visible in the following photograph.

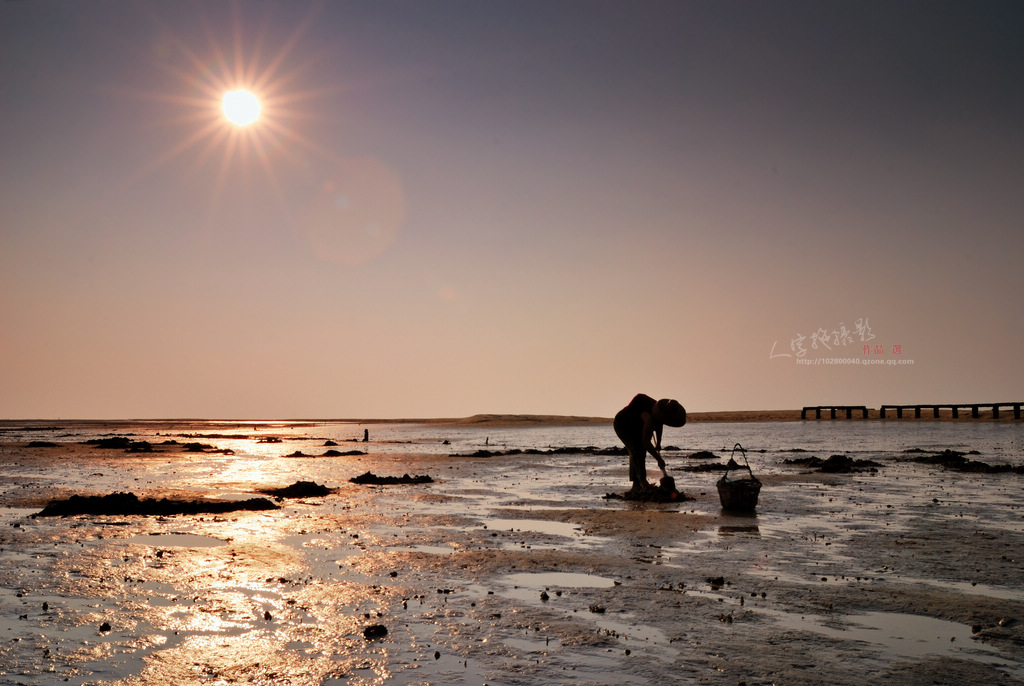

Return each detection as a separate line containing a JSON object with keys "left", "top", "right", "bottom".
{"left": 1, "top": 419, "right": 1023, "bottom": 685}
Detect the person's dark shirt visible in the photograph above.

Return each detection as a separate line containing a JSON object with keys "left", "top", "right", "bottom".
{"left": 615, "top": 393, "right": 657, "bottom": 439}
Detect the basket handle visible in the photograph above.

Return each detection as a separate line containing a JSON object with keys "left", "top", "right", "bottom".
{"left": 728, "top": 443, "right": 754, "bottom": 476}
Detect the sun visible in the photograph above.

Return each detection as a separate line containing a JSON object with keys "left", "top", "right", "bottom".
{"left": 222, "top": 89, "right": 261, "bottom": 126}
{"left": 131, "top": 3, "right": 329, "bottom": 192}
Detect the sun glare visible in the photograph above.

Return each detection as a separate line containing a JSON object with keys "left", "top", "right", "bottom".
{"left": 222, "top": 89, "right": 261, "bottom": 126}
{"left": 132, "top": 5, "right": 339, "bottom": 223}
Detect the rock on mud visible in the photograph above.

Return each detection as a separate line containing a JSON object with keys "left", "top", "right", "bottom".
{"left": 362, "top": 624, "right": 388, "bottom": 640}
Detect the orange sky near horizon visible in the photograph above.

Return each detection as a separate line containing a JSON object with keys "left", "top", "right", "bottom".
{"left": 1, "top": 1, "right": 1022, "bottom": 419}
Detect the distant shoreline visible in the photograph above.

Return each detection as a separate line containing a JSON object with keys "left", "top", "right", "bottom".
{"left": 3, "top": 409, "right": 1021, "bottom": 430}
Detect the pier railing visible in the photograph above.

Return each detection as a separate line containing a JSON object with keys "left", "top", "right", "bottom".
{"left": 878, "top": 403, "right": 1022, "bottom": 420}
{"left": 801, "top": 404, "right": 1023, "bottom": 419}
{"left": 801, "top": 406, "right": 869, "bottom": 419}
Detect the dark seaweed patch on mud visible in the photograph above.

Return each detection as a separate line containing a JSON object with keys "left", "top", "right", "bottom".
{"left": 33, "top": 492, "right": 279, "bottom": 517}
{"left": 349, "top": 472, "right": 434, "bottom": 485}
{"left": 258, "top": 481, "right": 336, "bottom": 499}
{"left": 906, "top": 449, "right": 1024, "bottom": 474}
{"left": 784, "top": 454, "right": 883, "bottom": 473}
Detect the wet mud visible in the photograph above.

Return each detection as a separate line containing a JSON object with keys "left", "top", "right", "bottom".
{"left": 1, "top": 426, "right": 1023, "bottom": 685}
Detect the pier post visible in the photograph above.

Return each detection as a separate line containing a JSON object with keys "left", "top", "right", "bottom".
{"left": 801, "top": 408, "right": 807, "bottom": 420}
{"left": 846, "top": 408, "right": 853, "bottom": 419}
{"left": 816, "top": 408, "right": 822, "bottom": 419}
{"left": 952, "top": 407, "right": 959, "bottom": 419}
{"left": 897, "top": 407, "right": 903, "bottom": 419}
{"left": 830, "top": 408, "right": 836, "bottom": 419}
{"left": 993, "top": 405, "right": 1000, "bottom": 419}
{"left": 972, "top": 406, "right": 980, "bottom": 418}
{"left": 1016, "top": 404, "right": 1021, "bottom": 420}
{"left": 914, "top": 407, "right": 921, "bottom": 419}
{"left": 880, "top": 407, "right": 887, "bottom": 419}
{"left": 933, "top": 407, "right": 940, "bottom": 418}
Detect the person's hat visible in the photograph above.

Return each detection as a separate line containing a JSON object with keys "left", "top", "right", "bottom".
{"left": 655, "top": 399, "right": 686, "bottom": 427}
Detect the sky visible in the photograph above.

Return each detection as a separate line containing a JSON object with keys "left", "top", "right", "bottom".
{"left": 2, "top": 1, "right": 1022, "bottom": 419}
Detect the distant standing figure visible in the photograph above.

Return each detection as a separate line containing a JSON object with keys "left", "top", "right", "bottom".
{"left": 613, "top": 394, "right": 686, "bottom": 490}
{"left": 363, "top": 429, "right": 369, "bottom": 442}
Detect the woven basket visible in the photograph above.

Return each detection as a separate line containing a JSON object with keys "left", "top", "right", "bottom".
{"left": 716, "top": 443, "right": 761, "bottom": 512}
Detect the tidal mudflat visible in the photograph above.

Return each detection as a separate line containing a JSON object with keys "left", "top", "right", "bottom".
{"left": 1, "top": 419, "right": 1023, "bottom": 685}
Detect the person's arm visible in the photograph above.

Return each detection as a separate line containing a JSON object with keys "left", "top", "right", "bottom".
{"left": 642, "top": 415, "right": 669, "bottom": 477}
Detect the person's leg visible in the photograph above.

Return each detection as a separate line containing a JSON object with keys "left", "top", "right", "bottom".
{"left": 614, "top": 414, "right": 647, "bottom": 487}
{"left": 628, "top": 443, "right": 647, "bottom": 485}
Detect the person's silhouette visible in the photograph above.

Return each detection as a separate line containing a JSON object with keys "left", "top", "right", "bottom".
{"left": 613, "top": 394, "right": 686, "bottom": 490}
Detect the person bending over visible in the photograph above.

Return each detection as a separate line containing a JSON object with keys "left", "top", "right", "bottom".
{"left": 613, "top": 394, "right": 686, "bottom": 491}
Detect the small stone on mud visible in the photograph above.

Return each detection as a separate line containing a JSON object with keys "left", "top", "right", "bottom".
{"left": 99, "top": 622, "right": 111, "bottom": 633}
{"left": 589, "top": 605, "right": 606, "bottom": 613}
{"left": 434, "top": 651, "right": 440, "bottom": 660}
{"left": 540, "top": 591, "right": 549, "bottom": 601}
{"left": 264, "top": 611, "right": 272, "bottom": 621}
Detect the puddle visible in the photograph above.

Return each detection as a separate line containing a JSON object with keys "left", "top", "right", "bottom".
{"left": 1, "top": 507, "right": 40, "bottom": 519}
{"left": 768, "top": 608, "right": 1024, "bottom": 679}
{"left": 840, "top": 612, "right": 977, "bottom": 658}
{"left": 126, "top": 533, "right": 227, "bottom": 548}
{"left": 504, "top": 636, "right": 562, "bottom": 653}
{"left": 484, "top": 518, "right": 582, "bottom": 538}
{"left": 747, "top": 565, "right": 887, "bottom": 586}
{"left": 502, "top": 572, "right": 616, "bottom": 589}
{"left": 501, "top": 572, "right": 616, "bottom": 603}
{"left": 891, "top": 575, "right": 1024, "bottom": 603}
{"left": 389, "top": 544, "right": 455, "bottom": 555}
